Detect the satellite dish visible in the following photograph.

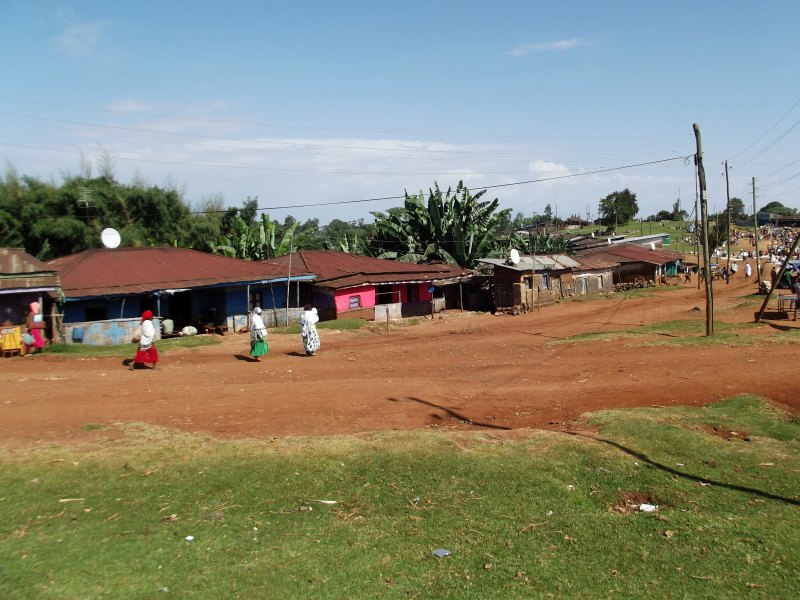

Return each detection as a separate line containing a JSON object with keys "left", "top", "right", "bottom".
{"left": 101, "top": 228, "right": 121, "bottom": 249}
{"left": 649, "top": 242, "right": 656, "bottom": 250}
{"left": 509, "top": 249, "right": 520, "bottom": 265}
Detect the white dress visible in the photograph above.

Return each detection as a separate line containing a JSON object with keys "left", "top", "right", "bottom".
{"left": 300, "top": 308, "right": 320, "bottom": 355}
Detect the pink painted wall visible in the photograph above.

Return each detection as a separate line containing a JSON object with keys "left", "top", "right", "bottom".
{"left": 334, "top": 286, "right": 375, "bottom": 313}
{"left": 334, "top": 283, "right": 434, "bottom": 314}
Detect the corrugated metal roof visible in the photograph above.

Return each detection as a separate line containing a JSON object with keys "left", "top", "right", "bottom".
{"left": 572, "top": 254, "right": 620, "bottom": 270}
{"left": 477, "top": 254, "right": 580, "bottom": 271}
{"left": 265, "top": 250, "right": 474, "bottom": 290}
{"left": 574, "top": 243, "right": 683, "bottom": 267}
{"left": 605, "top": 244, "right": 683, "bottom": 264}
{"left": 49, "top": 247, "right": 299, "bottom": 298}
{"left": 0, "top": 248, "right": 61, "bottom": 292}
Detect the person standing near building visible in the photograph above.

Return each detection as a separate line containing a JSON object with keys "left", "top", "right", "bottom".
{"left": 131, "top": 310, "right": 159, "bottom": 370}
{"left": 24, "top": 301, "right": 46, "bottom": 354}
{"left": 249, "top": 307, "right": 268, "bottom": 362}
{"left": 300, "top": 304, "right": 320, "bottom": 356}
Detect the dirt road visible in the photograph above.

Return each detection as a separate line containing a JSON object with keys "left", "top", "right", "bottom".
{"left": 2, "top": 269, "right": 798, "bottom": 447}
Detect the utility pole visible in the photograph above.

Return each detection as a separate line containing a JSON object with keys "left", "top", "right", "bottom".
{"left": 695, "top": 194, "right": 701, "bottom": 290}
{"left": 694, "top": 124, "right": 714, "bottom": 336}
{"left": 752, "top": 177, "right": 762, "bottom": 288}
{"left": 285, "top": 229, "right": 295, "bottom": 326}
{"left": 724, "top": 161, "right": 731, "bottom": 284}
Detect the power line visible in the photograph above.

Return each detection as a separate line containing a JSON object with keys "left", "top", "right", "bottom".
{"left": 729, "top": 95, "right": 800, "bottom": 162}
{"left": 253, "top": 155, "right": 692, "bottom": 211}
{"left": 0, "top": 95, "right": 689, "bottom": 141}
{"left": 0, "top": 110, "right": 687, "bottom": 162}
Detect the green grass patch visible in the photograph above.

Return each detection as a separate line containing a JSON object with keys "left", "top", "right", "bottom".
{"left": 82, "top": 423, "right": 106, "bottom": 431}
{"left": 1, "top": 397, "right": 797, "bottom": 598}
{"left": 548, "top": 319, "right": 800, "bottom": 348}
{"left": 45, "top": 335, "right": 221, "bottom": 357}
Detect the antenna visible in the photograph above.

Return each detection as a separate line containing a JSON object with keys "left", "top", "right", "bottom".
{"left": 101, "top": 228, "right": 121, "bottom": 249}
{"left": 79, "top": 186, "right": 93, "bottom": 221}
{"left": 509, "top": 249, "right": 520, "bottom": 265}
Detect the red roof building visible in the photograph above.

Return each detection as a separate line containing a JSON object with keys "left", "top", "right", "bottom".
{"left": 265, "top": 250, "right": 475, "bottom": 319}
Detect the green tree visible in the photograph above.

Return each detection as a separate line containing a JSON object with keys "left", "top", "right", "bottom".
{"left": 528, "top": 230, "right": 569, "bottom": 254}
{"left": 728, "top": 197, "right": 746, "bottom": 222}
{"left": 672, "top": 198, "right": 688, "bottom": 221}
{"left": 371, "top": 181, "right": 511, "bottom": 268}
{"left": 598, "top": 189, "right": 639, "bottom": 227}
{"left": 758, "top": 201, "right": 797, "bottom": 216}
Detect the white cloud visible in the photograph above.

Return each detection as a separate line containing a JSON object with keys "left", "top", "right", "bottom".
{"left": 106, "top": 100, "right": 155, "bottom": 113}
{"left": 52, "top": 22, "right": 106, "bottom": 57}
{"left": 507, "top": 38, "right": 593, "bottom": 57}
{"left": 528, "top": 160, "right": 571, "bottom": 176}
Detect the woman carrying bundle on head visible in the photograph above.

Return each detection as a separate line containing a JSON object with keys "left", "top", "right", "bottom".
{"left": 299, "top": 304, "right": 320, "bottom": 356}
{"left": 131, "top": 310, "right": 159, "bottom": 370}
{"left": 250, "top": 307, "right": 268, "bottom": 362}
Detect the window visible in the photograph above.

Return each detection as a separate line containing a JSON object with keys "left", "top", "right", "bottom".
{"left": 85, "top": 306, "right": 108, "bottom": 321}
{"left": 348, "top": 295, "right": 362, "bottom": 310}
{"left": 249, "top": 291, "right": 263, "bottom": 310}
{"left": 376, "top": 285, "right": 394, "bottom": 304}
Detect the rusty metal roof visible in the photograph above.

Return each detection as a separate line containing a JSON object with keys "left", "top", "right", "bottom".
{"left": 0, "top": 248, "right": 61, "bottom": 292}
{"left": 571, "top": 254, "right": 621, "bottom": 270}
{"left": 605, "top": 244, "right": 684, "bottom": 264}
{"left": 265, "top": 250, "right": 474, "bottom": 290}
{"left": 574, "top": 243, "right": 683, "bottom": 267}
{"left": 49, "top": 247, "right": 303, "bottom": 298}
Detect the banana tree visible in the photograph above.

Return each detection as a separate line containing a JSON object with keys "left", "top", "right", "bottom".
{"left": 371, "top": 181, "right": 511, "bottom": 268}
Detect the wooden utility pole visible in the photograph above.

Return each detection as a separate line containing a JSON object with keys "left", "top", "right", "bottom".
{"left": 285, "top": 229, "right": 295, "bottom": 326}
{"left": 695, "top": 194, "right": 701, "bottom": 290}
{"left": 694, "top": 124, "right": 714, "bottom": 335}
{"left": 724, "top": 160, "right": 731, "bottom": 284}
{"left": 753, "top": 177, "right": 762, "bottom": 288}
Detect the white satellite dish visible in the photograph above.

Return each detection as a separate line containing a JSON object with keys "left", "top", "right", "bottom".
{"left": 509, "top": 249, "right": 521, "bottom": 265}
{"left": 101, "top": 227, "right": 121, "bottom": 249}
{"left": 649, "top": 242, "right": 656, "bottom": 250}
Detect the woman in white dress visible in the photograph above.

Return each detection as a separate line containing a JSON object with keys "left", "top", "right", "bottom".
{"left": 299, "top": 304, "right": 320, "bottom": 356}
{"left": 250, "top": 307, "right": 268, "bottom": 362}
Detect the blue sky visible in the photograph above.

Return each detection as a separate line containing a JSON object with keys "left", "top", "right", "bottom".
{"left": 2, "top": 1, "right": 799, "bottom": 226}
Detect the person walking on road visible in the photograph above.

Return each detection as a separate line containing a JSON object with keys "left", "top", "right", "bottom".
{"left": 131, "top": 310, "right": 159, "bottom": 370}
{"left": 300, "top": 304, "right": 321, "bottom": 356}
{"left": 249, "top": 307, "right": 268, "bottom": 362}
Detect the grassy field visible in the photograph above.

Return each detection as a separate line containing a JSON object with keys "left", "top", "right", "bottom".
{"left": 549, "top": 318, "right": 800, "bottom": 348}
{"left": 571, "top": 219, "right": 700, "bottom": 256}
{"left": 44, "top": 335, "right": 222, "bottom": 357}
{"left": 1, "top": 396, "right": 797, "bottom": 598}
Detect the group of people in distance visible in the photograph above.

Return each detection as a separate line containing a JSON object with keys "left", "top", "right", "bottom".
{"left": 129, "top": 303, "right": 321, "bottom": 370}
{"left": 248, "top": 303, "right": 320, "bottom": 362}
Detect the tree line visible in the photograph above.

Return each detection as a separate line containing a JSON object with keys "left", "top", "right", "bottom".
{"left": 12, "top": 162, "right": 786, "bottom": 268}
{"left": 0, "top": 167, "right": 582, "bottom": 268}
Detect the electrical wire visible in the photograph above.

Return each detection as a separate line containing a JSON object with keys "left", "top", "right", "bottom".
{"left": 729, "top": 95, "right": 800, "bottom": 163}
{"left": 0, "top": 95, "right": 689, "bottom": 140}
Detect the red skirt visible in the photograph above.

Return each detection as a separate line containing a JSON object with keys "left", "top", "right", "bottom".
{"left": 133, "top": 346, "right": 159, "bottom": 364}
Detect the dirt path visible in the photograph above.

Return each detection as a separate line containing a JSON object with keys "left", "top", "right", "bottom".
{"left": 3, "top": 268, "right": 798, "bottom": 447}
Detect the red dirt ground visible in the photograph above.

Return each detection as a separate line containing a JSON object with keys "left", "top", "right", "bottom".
{"left": 2, "top": 268, "right": 799, "bottom": 448}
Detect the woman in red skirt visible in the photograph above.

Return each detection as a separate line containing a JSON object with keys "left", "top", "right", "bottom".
{"left": 131, "top": 310, "right": 159, "bottom": 370}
